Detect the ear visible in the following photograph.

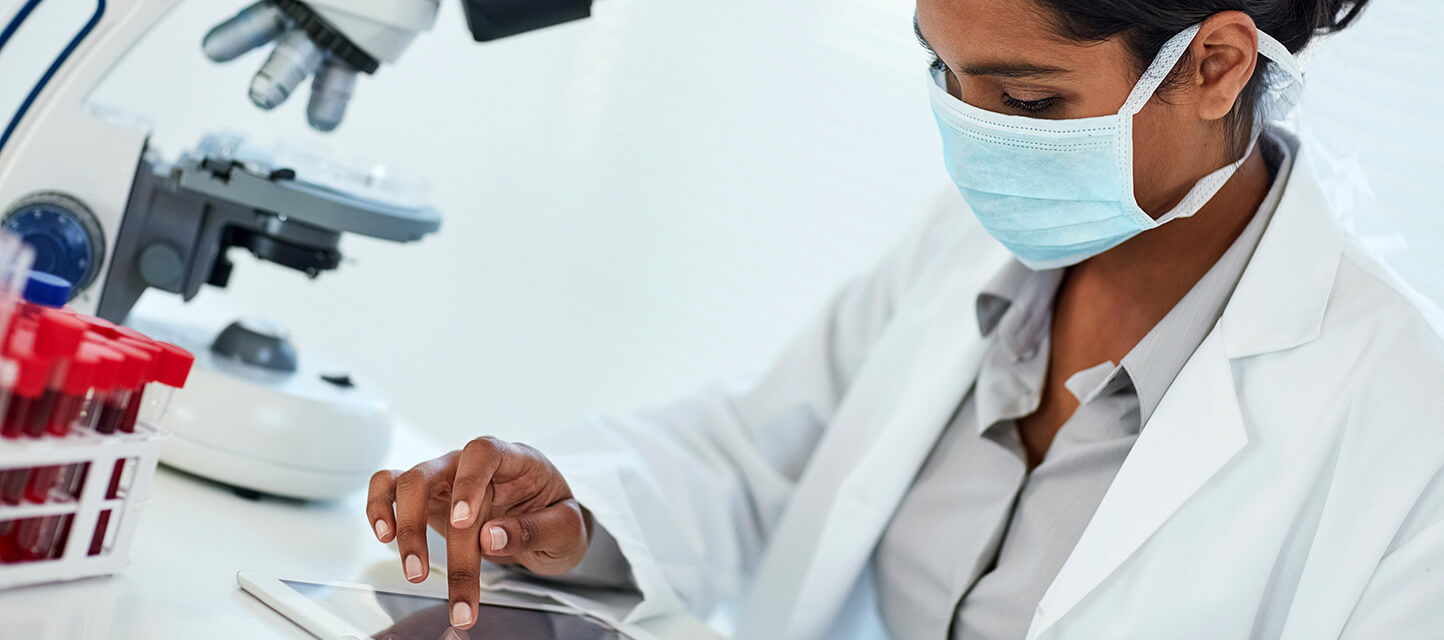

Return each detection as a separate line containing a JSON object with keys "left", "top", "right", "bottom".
{"left": 1187, "top": 11, "right": 1260, "bottom": 122}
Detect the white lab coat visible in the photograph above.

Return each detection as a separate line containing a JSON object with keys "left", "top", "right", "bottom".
{"left": 537, "top": 132, "right": 1444, "bottom": 639}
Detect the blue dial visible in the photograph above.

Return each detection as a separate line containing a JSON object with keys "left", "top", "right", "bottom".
{"left": 2, "top": 193, "right": 104, "bottom": 298}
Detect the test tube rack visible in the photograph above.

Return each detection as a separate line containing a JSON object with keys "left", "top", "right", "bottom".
{"left": 0, "top": 420, "right": 166, "bottom": 589}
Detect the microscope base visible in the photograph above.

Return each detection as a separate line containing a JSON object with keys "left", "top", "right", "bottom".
{"left": 130, "top": 315, "right": 393, "bottom": 501}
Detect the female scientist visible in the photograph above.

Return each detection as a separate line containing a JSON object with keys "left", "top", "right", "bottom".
{"left": 367, "top": 0, "right": 1444, "bottom": 637}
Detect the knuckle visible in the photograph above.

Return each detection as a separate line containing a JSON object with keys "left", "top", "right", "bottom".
{"left": 563, "top": 506, "right": 586, "bottom": 540}
{"left": 512, "top": 441, "right": 542, "bottom": 459}
{"left": 395, "top": 468, "right": 426, "bottom": 490}
{"left": 369, "top": 470, "right": 394, "bottom": 486}
{"left": 393, "top": 521, "right": 426, "bottom": 540}
{"left": 447, "top": 567, "right": 478, "bottom": 588}
{"left": 517, "top": 517, "right": 539, "bottom": 548}
{"left": 464, "top": 436, "right": 502, "bottom": 458}
{"left": 364, "top": 496, "right": 393, "bottom": 515}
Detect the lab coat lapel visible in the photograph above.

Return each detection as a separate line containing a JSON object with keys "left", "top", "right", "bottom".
{"left": 1027, "top": 328, "right": 1247, "bottom": 638}
{"left": 1029, "top": 138, "right": 1345, "bottom": 639}
{"left": 740, "top": 241, "right": 1008, "bottom": 640}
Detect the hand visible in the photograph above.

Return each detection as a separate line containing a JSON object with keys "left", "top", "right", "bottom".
{"left": 366, "top": 437, "right": 592, "bottom": 630}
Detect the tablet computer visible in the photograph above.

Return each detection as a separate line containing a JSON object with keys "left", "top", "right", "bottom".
{"left": 238, "top": 571, "right": 632, "bottom": 640}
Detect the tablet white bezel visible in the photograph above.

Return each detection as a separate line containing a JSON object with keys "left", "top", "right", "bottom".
{"left": 236, "top": 571, "right": 625, "bottom": 640}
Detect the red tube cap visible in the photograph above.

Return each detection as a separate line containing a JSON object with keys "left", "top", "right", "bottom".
{"left": 154, "top": 343, "right": 194, "bottom": 388}
{"left": 77, "top": 316, "right": 119, "bottom": 339}
{"left": 14, "top": 351, "right": 50, "bottom": 398}
{"left": 5, "top": 319, "right": 36, "bottom": 358}
{"left": 83, "top": 341, "right": 124, "bottom": 392}
{"left": 36, "top": 310, "right": 86, "bottom": 359}
{"left": 117, "top": 338, "right": 161, "bottom": 384}
{"left": 108, "top": 342, "right": 151, "bottom": 391}
{"left": 61, "top": 350, "right": 98, "bottom": 395}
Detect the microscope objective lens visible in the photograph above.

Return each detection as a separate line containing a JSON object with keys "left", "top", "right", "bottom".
{"left": 250, "top": 30, "right": 323, "bottom": 110}
{"left": 307, "top": 60, "right": 358, "bottom": 132}
{"left": 202, "top": 1, "right": 289, "bottom": 63}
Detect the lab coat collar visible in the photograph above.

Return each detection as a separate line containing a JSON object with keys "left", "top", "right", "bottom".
{"left": 1027, "top": 131, "right": 1347, "bottom": 639}
{"left": 1218, "top": 132, "right": 1344, "bottom": 359}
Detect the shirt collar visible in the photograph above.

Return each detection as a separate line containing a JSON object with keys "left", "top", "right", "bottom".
{"left": 975, "top": 260, "right": 1064, "bottom": 361}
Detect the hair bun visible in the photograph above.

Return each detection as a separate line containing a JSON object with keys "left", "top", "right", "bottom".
{"left": 1268, "top": 0, "right": 1371, "bottom": 51}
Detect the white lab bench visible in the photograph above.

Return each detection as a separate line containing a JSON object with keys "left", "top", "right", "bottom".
{"left": 0, "top": 421, "right": 718, "bottom": 639}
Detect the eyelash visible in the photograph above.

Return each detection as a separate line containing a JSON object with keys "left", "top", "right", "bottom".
{"left": 1001, "top": 93, "right": 1061, "bottom": 114}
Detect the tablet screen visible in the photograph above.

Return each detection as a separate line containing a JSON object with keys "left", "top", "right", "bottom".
{"left": 282, "top": 580, "right": 623, "bottom": 640}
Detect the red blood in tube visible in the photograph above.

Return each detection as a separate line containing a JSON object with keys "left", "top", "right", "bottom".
{"left": 81, "top": 343, "right": 123, "bottom": 433}
{"left": 96, "top": 398, "right": 126, "bottom": 435}
{"left": 23, "top": 388, "right": 56, "bottom": 437}
{"left": 24, "top": 311, "right": 87, "bottom": 436}
{"left": 100, "top": 342, "right": 148, "bottom": 435}
{"left": 116, "top": 338, "right": 159, "bottom": 433}
{"left": 0, "top": 469, "right": 27, "bottom": 505}
{"left": 1, "top": 395, "right": 31, "bottom": 439}
{"left": 3, "top": 353, "right": 49, "bottom": 439}
{"left": 48, "top": 348, "right": 98, "bottom": 439}
{"left": 23, "top": 465, "right": 60, "bottom": 503}
{"left": 89, "top": 510, "right": 111, "bottom": 556}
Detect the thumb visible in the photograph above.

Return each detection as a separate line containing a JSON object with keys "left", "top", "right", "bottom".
{"left": 481, "top": 499, "right": 588, "bottom": 573}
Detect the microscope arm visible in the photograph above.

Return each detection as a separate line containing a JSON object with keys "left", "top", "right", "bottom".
{"left": 205, "top": 0, "right": 595, "bottom": 131}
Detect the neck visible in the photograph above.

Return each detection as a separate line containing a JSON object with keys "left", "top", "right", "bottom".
{"left": 1062, "top": 143, "right": 1273, "bottom": 337}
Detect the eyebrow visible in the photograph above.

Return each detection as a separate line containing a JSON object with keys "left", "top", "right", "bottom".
{"left": 913, "top": 14, "right": 1071, "bottom": 79}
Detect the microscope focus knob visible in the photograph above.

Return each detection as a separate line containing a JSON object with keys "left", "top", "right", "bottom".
{"left": 1, "top": 192, "right": 104, "bottom": 299}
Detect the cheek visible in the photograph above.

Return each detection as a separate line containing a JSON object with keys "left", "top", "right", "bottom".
{"left": 1129, "top": 101, "right": 1195, "bottom": 216}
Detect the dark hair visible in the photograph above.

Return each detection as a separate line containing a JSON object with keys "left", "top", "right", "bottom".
{"left": 1033, "top": 0, "right": 1371, "bottom": 157}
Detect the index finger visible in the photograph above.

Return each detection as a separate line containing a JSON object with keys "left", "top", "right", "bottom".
{"left": 445, "top": 481, "right": 492, "bottom": 630}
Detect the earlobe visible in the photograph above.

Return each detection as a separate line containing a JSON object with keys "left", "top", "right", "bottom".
{"left": 1193, "top": 13, "right": 1260, "bottom": 122}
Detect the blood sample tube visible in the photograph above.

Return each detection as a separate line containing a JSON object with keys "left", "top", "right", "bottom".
{"left": 89, "top": 344, "right": 151, "bottom": 555}
{"left": 114, "top": 338, "right": 160, "bottom": 434}
{"left": 22, "top": 352, "right": 96, "bottom": 506}
{"left": 140, "top": 342, "right": 193, "bottom": 427}
{"left": 1, "top": 351, "right": 48, "bottom": 440}
{"left": 45, "top": 347, "right": 95, "bottom": 437}
{"left": 94, "top": 342, "right": 148, "bottom": 436}
{"left": 76, "top": 341, "right": 122, "bottom": 433}
{"left": 24, "top": 310, "right": 86, "bottom": 438}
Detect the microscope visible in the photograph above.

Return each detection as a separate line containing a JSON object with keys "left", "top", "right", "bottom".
{"left": 0, "top": 0, "right": 593, "bottom": 499}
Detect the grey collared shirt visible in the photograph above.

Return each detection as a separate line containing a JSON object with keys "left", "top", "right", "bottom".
{"left": 873, "top": 135, "right": 1293, "bottom": 640}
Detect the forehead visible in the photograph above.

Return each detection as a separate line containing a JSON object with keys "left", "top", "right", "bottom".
{"left": 916, "top": 0, "right": 1127, "bottom": 72}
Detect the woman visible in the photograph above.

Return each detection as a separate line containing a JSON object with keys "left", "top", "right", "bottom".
{"left": 368, "top": 0, "right": 1444, "bottom": 637}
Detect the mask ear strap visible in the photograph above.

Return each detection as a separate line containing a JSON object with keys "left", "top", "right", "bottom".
{"left": 1119, "top": 25, "right": 1202, "bottom": 118}
{"left": 1257, "top": 31, "right": 1304, "bottom": 83}
{"left": 1118, "top": 25, "right": 1304, "bottom": 119}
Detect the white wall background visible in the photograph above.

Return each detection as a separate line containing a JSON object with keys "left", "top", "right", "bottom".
{"left": 89, "top": 0, "right": 1444, "bottom": 447}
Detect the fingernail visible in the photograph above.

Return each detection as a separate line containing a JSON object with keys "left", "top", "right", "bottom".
{"left": 374, "top": 520, "right": 390, "bottom": 540}
{"left": 404, "top": 554, "right": 424, "bottom": 581}
{"left": 450, "top": 501, "right": 470, "bottom": 525}
{"left": 451, "top": 601, "right": 473, "bottom": 627}
{"left": 489, "top": 526, "right": 507, "bottom": 552}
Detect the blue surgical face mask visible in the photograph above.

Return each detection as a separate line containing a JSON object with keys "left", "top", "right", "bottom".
{"left": 929, "top": 25, "right": 1304, "bottom": 270}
